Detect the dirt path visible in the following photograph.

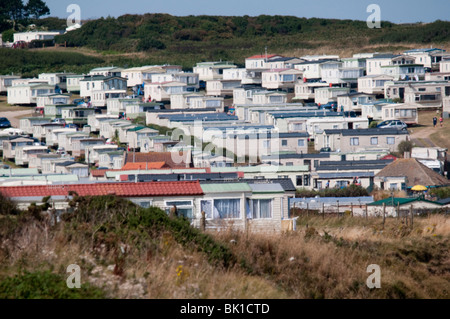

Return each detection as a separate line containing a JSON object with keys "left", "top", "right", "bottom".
{"left": 409, "top": 126, "right": 438, "bottom": 147}
{"left": 2, "top": 109, "right": 34, "bottom": 128}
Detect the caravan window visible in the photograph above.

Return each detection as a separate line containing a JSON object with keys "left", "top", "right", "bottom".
{"left": 251, "top": 199, "right": 272, "bottom": 219}
{"left": 201, "top": 199, "right": 241, "bottom": 219}
{"left": 165, "top": 200, "right": 193, "bottom": 219}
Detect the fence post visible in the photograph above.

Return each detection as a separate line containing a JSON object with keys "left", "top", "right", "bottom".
{"left": 397, "top": 202, "right": 400, "bottom": 220}
{"left": 322, "top": 202, "right": 325, "bottom": 219}
{"left": 337, "top": 200, "right": 340, "bottom": 218}
{"left": 410, "top": 204, "right": 413, "bottom": 229}
{"left": 382, "top": 203, "right": 386, "bottom": 228}
{"left": 351, "top": 203, "right": 353, "bottom": 218}
{"left": 306, "top": 202, "right": 309, "bottom": 217}
{"left": 365, "top": 204, "right": 368, "bottom": 219}
{"left": 200, "top": 211, "right": 206, "bottom": 232}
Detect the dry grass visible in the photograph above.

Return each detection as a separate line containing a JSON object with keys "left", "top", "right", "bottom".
{"left": 1, "top": 208, "right": 449, "bottom": 299}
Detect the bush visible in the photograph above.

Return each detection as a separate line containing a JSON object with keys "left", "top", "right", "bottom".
{"left": 398, "top": 140, "right": 414, "bottom": 156}
{"left": 2, "top": 29, "right": 15, "bottom": 43}
{"left": 28, "top": 39, "right": 55, "bottom": 48}
{"left": 0, "top": 271, "right": 107, "bottom": 299}
{"left": 137, "top": 38, "right": 166, "bottom": 51}
{"left": 64, "top": 195, "right": 236, "bottom": 268}
{"left": 0, "top": 193, "right": 19, "bottom": 216}
{"left": 296, "top": 185, "right": 369, "bottom": 198}
{"left": 430, "top": 186, "right": 450, "bottom": 200}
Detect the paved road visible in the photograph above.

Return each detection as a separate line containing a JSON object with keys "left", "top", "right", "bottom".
{"left": 2, "top": 109, "right": 34, "bottom": 128}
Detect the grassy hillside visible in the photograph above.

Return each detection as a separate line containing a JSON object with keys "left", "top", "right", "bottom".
{"left": 0, "top": 48, "right": 104, "bottom": 78}
{"left": 0, "top": 194, "right": 448, "bottom": 299}
{"left": 3, "top": 15, "right": 450, "bottom": 74}
{"left": 51, "top": 14, "right": 450, "bottom": 68}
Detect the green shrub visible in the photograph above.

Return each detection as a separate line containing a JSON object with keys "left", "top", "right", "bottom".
{"left": 2, "top": 29, "right": 16, "bottom": 43}
{"left": 137, "top": 38, "right": 166, "bottom": 51}
{"left": 296, "top": 185, "right": 369, "bottom": 198}
{"left": 0, "top": 271, "right": 107, "bottom": 299}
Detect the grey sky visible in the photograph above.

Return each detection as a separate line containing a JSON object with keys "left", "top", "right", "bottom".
{"left": 44, "top": 0, "right": 450, "bottom": 23}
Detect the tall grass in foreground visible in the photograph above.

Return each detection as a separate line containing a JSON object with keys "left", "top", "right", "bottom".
{"left": 0, "top": 195, "right": 448, "bottom": 299}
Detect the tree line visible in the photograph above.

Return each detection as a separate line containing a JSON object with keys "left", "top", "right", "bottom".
{"left": 0, "top": 0, "right": 50, "bottom": 34}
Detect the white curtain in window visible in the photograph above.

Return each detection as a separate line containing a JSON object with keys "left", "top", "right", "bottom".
{"left": 213, "top": 199, "right": 240, "bottom": 219}
{"left": 201, "top": 200, "right": 213, "bottom": 219}
{"left": 259, "top": 199, "right": 271, "bottom": 218}
{"left": 252, "top": 199, "right": 272, "bottom": 219}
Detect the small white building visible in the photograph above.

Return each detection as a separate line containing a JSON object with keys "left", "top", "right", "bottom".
{"left": 72, "top": 138, "right": 105, "bottom": 158}
{"left": 86, "top": 145, "right": 119, "bottom": 164}
{"left": 337, "top": 92, "right": 377, "bottom": 113}
{"left": 46, "top": 128, "right": 77, "bottom": 147}
{"left": 87, "top": 114, "right": 119, "bottom": 132}
{"left": 36, "top": 93, "right": 71, "bottom": 108}
{"left": 91, "top": 90, "right": 127, "bottom": 108}
{"left": 15, "top": 146, "right": 49, "bottom": 166}
{"left": 79, "top": 75, "right": 127, "bottom": 99}
{"left": 122, "top": 65, "right": 165, "bottom": 87}
{"left": 144, "top": 81, "right": 187, "bottom": 102}
{"left": 8, "top": 82, "right": 55, "bottom": 105}
{"left": 361, "top": 101, "right": 391, "bottom": 121}
{"left": 193, "top": 61, "right": 237, "bottom": 81}
{"left": 151, "top": 72, "right": 199, "bottom": 90}
{"left": 245, "top": 54, "right": 284, "bottom": 70}
{"left": 181, "top": 95, "right": 224, "bottom": 111}
{"left": 19, "top": 117, "right": 53, "bottom": 135}
{"left": 13, "top": 31, "right": 61, "bottom": 43}
{"left": 381, "top": 103, "right": 418, "bottom": 125}
{"left": 294, "top": 59, "right": 331, "bottom": 80}
{"left": 106, "top": 98, "right": 140, "bottom": 115}
{"left": 294, "top": 82, "right": 330, "bottom": 101}
{"left": 314, "top": 87, "right": 350, "bottom": 105}
{"left": 357, "top": 74, "right": 394, "bottom": 95}
{"left": 261, "top": 69, "right": 302, "bottom": 90}
{"left": 404, "top": 48, "right": 447, "bottom": 69}
{"left": 66, "top": 75, "right": 85, "bottom": 93}
{"left": 54, "top": 161, "right": 89, "bottom": 178}
{"left": 89, "top": 66, "right": 123, "bottom": 77}
{"left": 0, "top": 75, "right": 21, "bottom": 93}
{"left": 38, "top": 73, "right": 75, "bottom": 91}
{"left": 206, "top": 79, "right": 241, "bottom": 97}
{"left": 126, "top": 127, "right": 159, "bottom": 149}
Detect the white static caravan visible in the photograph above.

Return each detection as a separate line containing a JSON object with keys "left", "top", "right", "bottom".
{"left": 381, "top": 103, "right": 419, "bottom": 125}
{"left": 144, "top": 81, "right": 187, "bottom": 102}
{"left": 66, "top": 75, "right": 85, "bottom": 93}
{"left": 91, "top": 90, "right": 127, "bottom": 107}
{"left": 122, "top": 65, "right": 165, "bottom": 87}
{"left": 193, "top": 61, "right": 237, "bottom": 81}
{"left": 261, "top": 69, "right": 302, "bottom": 90}
{"left": 0, "top": 75, "right": 21, "bottom": 93}
{"left": 15, "top": 146, "right": 49, "bottom": 166}
{"left": 13, "top": 31, "right": 61, "bottom": 43}
{"left": 8, "top": 83, "right": 55, "bottom": 105}
{"left": 36, "top": 93, "right": 71, "bottom": 108}
{"left": 107, "top": 98, "right": 140, "bottom": 115}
